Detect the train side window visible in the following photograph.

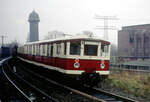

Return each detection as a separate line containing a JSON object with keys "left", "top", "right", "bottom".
{"left": 28, "top": 45, "right": 29, "bottom": 54}
{"left": 29, "top": 45, "right": 30, "bottom": 54}
{"left": 25, "top": 46, "right": 26, "bottom": 54}
{"left": 43, "top": 44, "right": 45, "bottom": 55}
{"left": 64, "top": 43, "right": 66, "bottom": 55}
{"left": 36, "top": 45, "right": 39, "bottom": 56}
{"left": 28, "top": 46, "right": 30, "bottom": 54}
{"left": 32, "top": 45, "right": 35, "bottom": 55}
{"left": 56, "top": 44, "right": 61, "bottom": 55}
{"left": 84, "top": 45, "right": 98, "bottom": 56}
{"left": 30, "top": 45, "right": 32, "bottom": 55}
{"left": 24, "top": 46, "right": 25, "bottom": 54}
{"left": 36, "top": 45, "right": 38, "bottom": 55}
{"left": 26, "top": 46, "right": 27, "bottom": 54}
{"left": 39, "top": 45, "right": 41, "bottom": 56}
{"left": 29, "top": 45, "right": 32, "bottom": 55}
{"left": 70, "top": 42, "right": 80, "bottom": 55}
{"left": 27, "top": 46, "right": 28, "bottom": 54}
{"left": 101, "top": 44, "right": 109, "bottom": 57}
{"left": 32, "top": 45, "right": 34, "bottom": 55}
{"left": 47, "top": 44, "right": 50, "bottom": 56}
{"left": 33, "top": 45, "right": 36, "bottom": 55}
{"left": 39, "top": 45, "right": 41, "bottom": 55}
{"left": 50, "top": 45, "right": 53, "bottom": 57}
{"left": 28, "top": 46, "right": 29, "bottom": 54}
{"left": 35, "top": 45, "right": 37, "bottom": 55}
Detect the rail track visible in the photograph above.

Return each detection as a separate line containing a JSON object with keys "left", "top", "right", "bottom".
{"left": 14, "top": 57, "right": 138, "bottom": 102}
{"left": 2, "top": 58, "right": 59, "bottom": 102}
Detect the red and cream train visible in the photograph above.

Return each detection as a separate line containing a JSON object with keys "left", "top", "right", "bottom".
{"left": 18, "top": 36, "right": 111, "bottom": 86}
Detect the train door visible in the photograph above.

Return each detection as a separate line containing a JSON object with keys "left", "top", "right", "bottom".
{"left": 51, "top": 45, "right": 53, "bottom": 57}
{"left": 50, "top": 44, "right": 55, "bottom": 66}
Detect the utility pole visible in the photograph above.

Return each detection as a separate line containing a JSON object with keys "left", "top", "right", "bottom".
{"left": 0, "top": 35, "right": 6, "bottom": 47}
{"left": 95, "top": 15, "right": 118, "bottom": 40}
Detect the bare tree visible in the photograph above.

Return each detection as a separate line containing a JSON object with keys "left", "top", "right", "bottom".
{"left": 44, "top": 30, "right": 66, "bottom": 40}
{"left": 82, "top": 31, "right": 94, "bottom": 37}
{"left": 111, "top": 44, "right": 118, "bottom": 56}
{"left": 26, "top": 32, "right": 30, "bottom": 43}
{"left": 76, "top": 31, "right": 94, "bottom": 37}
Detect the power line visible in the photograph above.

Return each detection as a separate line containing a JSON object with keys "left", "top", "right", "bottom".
{"left": 95, "top": 15, "right": 118, "bottom": 40}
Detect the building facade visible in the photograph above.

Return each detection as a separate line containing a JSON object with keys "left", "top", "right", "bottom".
{"left": 28, "top": 10, "right": 40, "bottom": 42}
{"left": 118, "top": 24, "right": 150, "bottom": 62}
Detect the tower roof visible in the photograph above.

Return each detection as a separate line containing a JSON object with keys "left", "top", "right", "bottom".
{"left": 28, "top": 10, "right": 40, "bottom": 22}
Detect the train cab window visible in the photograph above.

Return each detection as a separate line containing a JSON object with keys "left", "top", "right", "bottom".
{"left": 84, "top": 45, "right": 98, "bottom": 56}
{"left": 70, "top": 42, "right": 80, "bottom": 55}
{"left": 101, "top": 44, "right": 109, "bottom": 57}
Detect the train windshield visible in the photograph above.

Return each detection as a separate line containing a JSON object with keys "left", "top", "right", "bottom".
{"left": 84, "top": 45, "right": 98, "bottom": 56}
{"left": 101, "top": 44, "right": 109, "bottom": 57}
{"left": 70, "top": 42, "right": 81, "bottom": 55}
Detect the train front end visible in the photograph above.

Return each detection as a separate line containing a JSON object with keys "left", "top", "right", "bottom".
{"left": 66, "top": 38, "right": 111, "bottom": 86}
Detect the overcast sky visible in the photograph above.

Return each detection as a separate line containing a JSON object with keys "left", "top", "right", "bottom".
{"left": 0, "top": 0, "right": 150, "bottom": 45}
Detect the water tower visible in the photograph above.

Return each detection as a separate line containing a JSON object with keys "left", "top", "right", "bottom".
{"left": 28, "top": 10, "right": 40, "bottom": 42}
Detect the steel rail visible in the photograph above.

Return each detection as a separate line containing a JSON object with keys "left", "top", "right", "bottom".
{"left": 93, "top": 88, "right": 138, "bottom": 102}
{"left": 2, "top": 59, "right": 58, "bottom": 102}
{"left": 2, "top": 63, "right": 33, "bottom": 102}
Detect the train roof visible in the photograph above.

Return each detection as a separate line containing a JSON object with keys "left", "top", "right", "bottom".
{"left": 25, "top": 36, "right": 110, "bottom": 45}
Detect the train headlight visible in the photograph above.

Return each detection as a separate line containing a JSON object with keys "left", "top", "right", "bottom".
{"left": 100, "top": 63, "right": 105, "bottom": 69}
{"left": 74, "top": 62, "right": 80, "bottom": 68}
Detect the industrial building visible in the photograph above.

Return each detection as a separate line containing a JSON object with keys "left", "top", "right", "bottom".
{"left": 118, "top": 24, "right": 150, "bottom": 62}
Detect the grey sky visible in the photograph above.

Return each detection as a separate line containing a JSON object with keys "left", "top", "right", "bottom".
{"left": 0, "top": 0, "right": 150, "bottom": 45}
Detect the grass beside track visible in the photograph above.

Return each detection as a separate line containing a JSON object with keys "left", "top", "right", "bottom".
{"left": 104, "top": 69, "right": 150, "bottom": 101}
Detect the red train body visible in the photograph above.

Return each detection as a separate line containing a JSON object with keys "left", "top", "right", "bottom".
{"left": 18, "top": 36, "right": 111, "bottom": 86}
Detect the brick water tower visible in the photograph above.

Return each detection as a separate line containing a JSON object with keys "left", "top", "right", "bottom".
{"left": 28, "top": 10, "right": 40, "bottom": 42}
